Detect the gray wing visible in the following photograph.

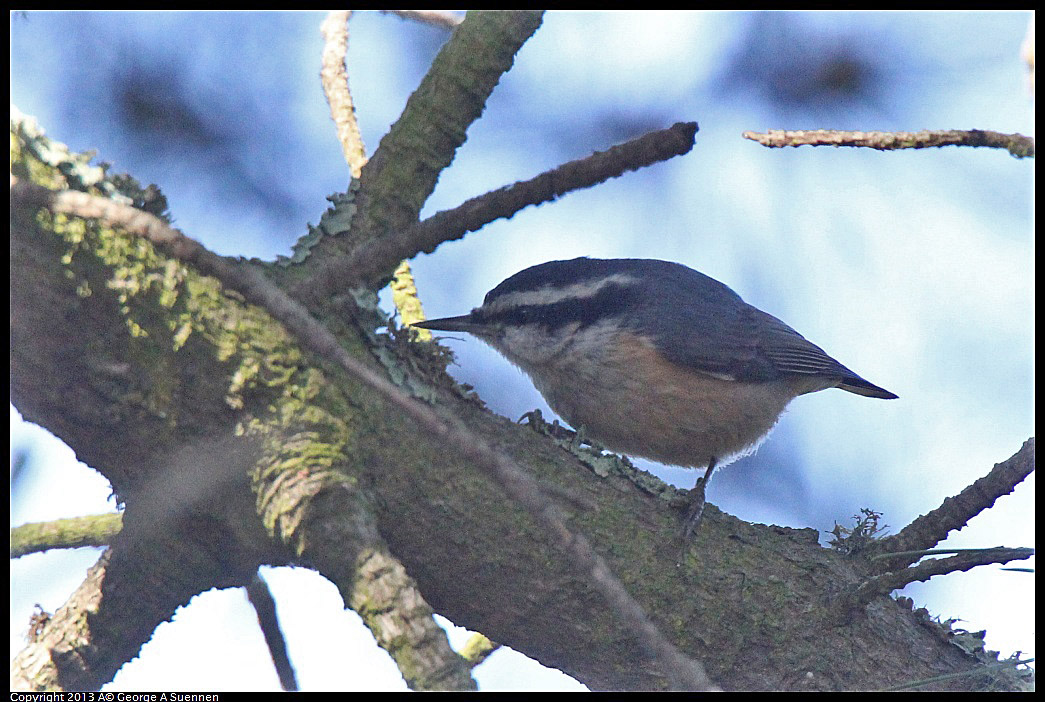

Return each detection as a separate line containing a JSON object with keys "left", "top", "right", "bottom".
{"left": 631, "top": 269, "right": 895, "bottom": 398}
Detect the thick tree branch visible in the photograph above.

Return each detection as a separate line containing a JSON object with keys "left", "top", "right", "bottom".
{"left": 11, "top": 156, "right": 1018, "bottom": 689}
{"left": 318, "top": 13, "right": 461, "bottom": 684}
{"left": 13, "top": 17, "right": 1030, "bottom": 682}
{"left": 303, "top": 10, "right": 546, "bottom": 293}
{"left": 11, "top": 496, "right": 267, "bottom": 692}
{"left": 12, "top": 168, "right": 713, "bottom": 690}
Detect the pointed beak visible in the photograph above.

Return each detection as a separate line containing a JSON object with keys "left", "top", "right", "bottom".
{"left": 411, "top": 314, "right": 485, "bottom": 334}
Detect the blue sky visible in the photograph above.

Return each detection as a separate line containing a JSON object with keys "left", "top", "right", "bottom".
{"left": 11, "top": 11, "right": 1034, "bottom": 691}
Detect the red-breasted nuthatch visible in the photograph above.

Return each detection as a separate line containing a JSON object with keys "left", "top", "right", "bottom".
{"left": 414, "top": 257, "right": 896, "bottom": 536}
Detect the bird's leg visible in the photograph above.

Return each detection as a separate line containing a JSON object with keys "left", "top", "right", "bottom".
{"left": 682, "top": 458, "right": 717, "bottom": 542}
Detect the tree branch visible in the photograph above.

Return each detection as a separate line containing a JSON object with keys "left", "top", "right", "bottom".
{"left": 339, "top": 121, "right": 699, "bottom": 280}
{"left": 319, "top": 12, "right": 433, "bottom": 341}
{"left": 247, "top": 571, "right": 298, "bottom": 692}
{"left": 379, "top": 9, "right": 464, "bottom": 30}
{"left": 349, "top": 548, "right": 477, "bottom": 690}
{"left": 11, "top": 175, "right": 715, "bottom": 690}
{"left": 11, "top": 513, "right": 123, "bottom": 558}
{"left": 866, "top": 438, "right": 1034, "bottom": 572}
{"left": 742, "top": 129, "right": 1035, "bottom": 159}
{"left": 304, "top": 10, "right": 546, "bottom": 290}
{"left": 320, "top": 11, "right": 367, "bottom": 179}
{"left": 830, "top": 547, "right": 1034, "bottom": 624}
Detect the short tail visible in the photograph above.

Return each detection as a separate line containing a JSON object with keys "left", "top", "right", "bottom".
{"left": 839, "top": 377, "right": 898, "bottom": 400}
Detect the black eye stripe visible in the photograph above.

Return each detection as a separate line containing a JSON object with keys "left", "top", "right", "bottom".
{"left": 478, "top": 283, "right": 635, "bottom": 330}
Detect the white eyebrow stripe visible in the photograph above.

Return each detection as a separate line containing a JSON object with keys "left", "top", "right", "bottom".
{"left": 485, "top": 273, "right": 640, "bottom": 311}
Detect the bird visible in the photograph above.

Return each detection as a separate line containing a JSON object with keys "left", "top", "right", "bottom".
{"left": 413, "top": 257, "right": 896, "bottom": 538}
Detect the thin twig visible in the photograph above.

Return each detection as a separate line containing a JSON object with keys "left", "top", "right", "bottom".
{"left": 390, "top": 259, "right": 430, "bottom": 338}
{"left": 11, "top": 175, "right": 716, "bottom": 691}
{"left": 869, "top": 546, "right": 1034, "bottom": 562}
{"left": 330, "top": 11, "right": 545, "bottom": 291}
{"left": 320, "top": 11, "right": 367, "bottom": 178}
{"left": 830, "top": 547, "right": 1034, "bottom": 623}
{"left": 320, "top": 11, "right": 431, "bottom": 333}
{"left": 743, "top": 129, "right": 1034, "bottom": 159}
{"left": 247, "top": 571, "right": 298, "bottom": 691}
{"left": 866, "top": 439, "right": 1034, "bottom": 572}
{"left": 10, "top": 513, "right": 123, "bottom": 558}
{"left": 380, "top": 10, "right": 464, "bottom": 29}
{"left": 879, "top": 657, "right": 1035, "bottom": 692}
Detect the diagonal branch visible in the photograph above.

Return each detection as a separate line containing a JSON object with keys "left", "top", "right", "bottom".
{"left": 866, "top": 438, "right": 1035, "bottom": 572}
{"left": 338, "top": 121, "right": 699, "bottom": 282}
{"left": 247, "top": 571, "right": 298, "bottom": 692}
{"left": 11, "top": 175, "right": 716, "bottom": 691}
{"left": 830, "top": 547, "right": 1034, "bottom": 624}
{"left": 320, "top": 11, "right": 367, "bottom": 179}
{"left": 319, "top": 11, "right": 433, "bottom": 338}
{"left": 305, "top": 10, "right": 546, "bottom": 291}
